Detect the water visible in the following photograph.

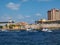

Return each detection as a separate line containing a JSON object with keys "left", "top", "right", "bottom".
{"left": 0, "top": 30, "right": 60, "bottom": 45}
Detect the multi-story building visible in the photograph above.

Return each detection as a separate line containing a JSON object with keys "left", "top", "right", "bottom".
{"left": 48, "top": 8, "right": 60, "bottom": 20}
{"left": 35, "top": 8, "right": 60, "bottom": 29}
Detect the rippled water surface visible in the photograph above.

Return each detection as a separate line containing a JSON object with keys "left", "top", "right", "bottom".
{"left": 0, "top": 30, "right": 60, "bottom": 45}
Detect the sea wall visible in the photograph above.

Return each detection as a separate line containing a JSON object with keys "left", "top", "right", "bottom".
{"left": 39, "top": 24, "right": 60, "bottom": 29}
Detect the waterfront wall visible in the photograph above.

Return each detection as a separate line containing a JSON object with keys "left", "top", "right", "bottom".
{"left": 1, "top": 23, "right": 60, "bottom": 30}
{"left": 40, "top": 24, "right": 60, "bottom": 29}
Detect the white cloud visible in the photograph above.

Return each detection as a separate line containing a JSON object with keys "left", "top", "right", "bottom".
{"left": 22, "top": 0, "right": 28, "bottom": 2}
{"left": 35, "top": 13, "right": 41, "bottom": 16}
{"left": 6, "top": 2, "right": 20, "bottom": 10}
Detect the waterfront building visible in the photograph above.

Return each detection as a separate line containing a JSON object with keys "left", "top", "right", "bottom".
{"left": 0, "top": 19, "right": 14, "bottom": 29}
{"left": 16, "top": 22, "right": 28, "bottom": 29}
{"left": 36, "top": 19, "right": 60, "bottom": 24}
{"left": 48, "top": 8, "right": 60, "bottom": 20}
{"left": 35, "top": 8, "right": 60, "bottom": 29}
{"left": 36, "top": 19, "right": 60, "bottom": 29}
{"left": 30, "top": 24, "right": 40, "bottom": 29}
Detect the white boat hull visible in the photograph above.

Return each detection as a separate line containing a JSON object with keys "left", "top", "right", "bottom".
{"left": 42, "top": 29, "right": 52, "bottom": 32}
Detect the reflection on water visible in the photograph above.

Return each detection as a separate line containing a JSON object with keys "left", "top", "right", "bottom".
{"left": 0, "top": 30, "right": 60, "bottom": 45}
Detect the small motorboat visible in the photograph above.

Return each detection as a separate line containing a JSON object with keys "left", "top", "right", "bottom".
{"left": 26, "top": 28, "right": 38, "bottom": 32}
{"left": 42, "top": 28, "right": 52, "bottom": 32}
{"left": 26, "top": 28, "right": 32, "bottom": 31}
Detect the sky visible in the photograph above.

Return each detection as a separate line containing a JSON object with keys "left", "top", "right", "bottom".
{"left": 0, "top": 0, "right": 60, "bottom": 23}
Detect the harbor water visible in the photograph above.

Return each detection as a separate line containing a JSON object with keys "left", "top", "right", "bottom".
{"left": 0, "top": 30, "right": 60, "bottom": 45}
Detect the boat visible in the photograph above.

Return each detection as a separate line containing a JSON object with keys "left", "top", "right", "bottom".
{"left": 26, "top": 28, "right": 38, "bottom": 32}
{"left": 42, "top": 28, "right": 52, "bottom": 32}
{"left": 26, "top": 28, "right": 32, "bottom": 31}
{"left": 1, "top": 29, "right": 8, "bottom": 32}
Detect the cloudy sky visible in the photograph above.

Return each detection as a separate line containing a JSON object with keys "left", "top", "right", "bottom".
{"left": 0, "top": 0, "right": 60, "bottom": 23}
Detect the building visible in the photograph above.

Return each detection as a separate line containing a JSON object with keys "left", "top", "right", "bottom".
{"left": 36, "top": 19, "right": 60, "bottom": 24}
{"left": 2, "top": 22, "right": 28, "bottom": 30}
{"left": 35, "top": 19, "right": 60, "bottom": 29}
{"left": 48, "top": 8, "right": 60, "bottom": 20}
